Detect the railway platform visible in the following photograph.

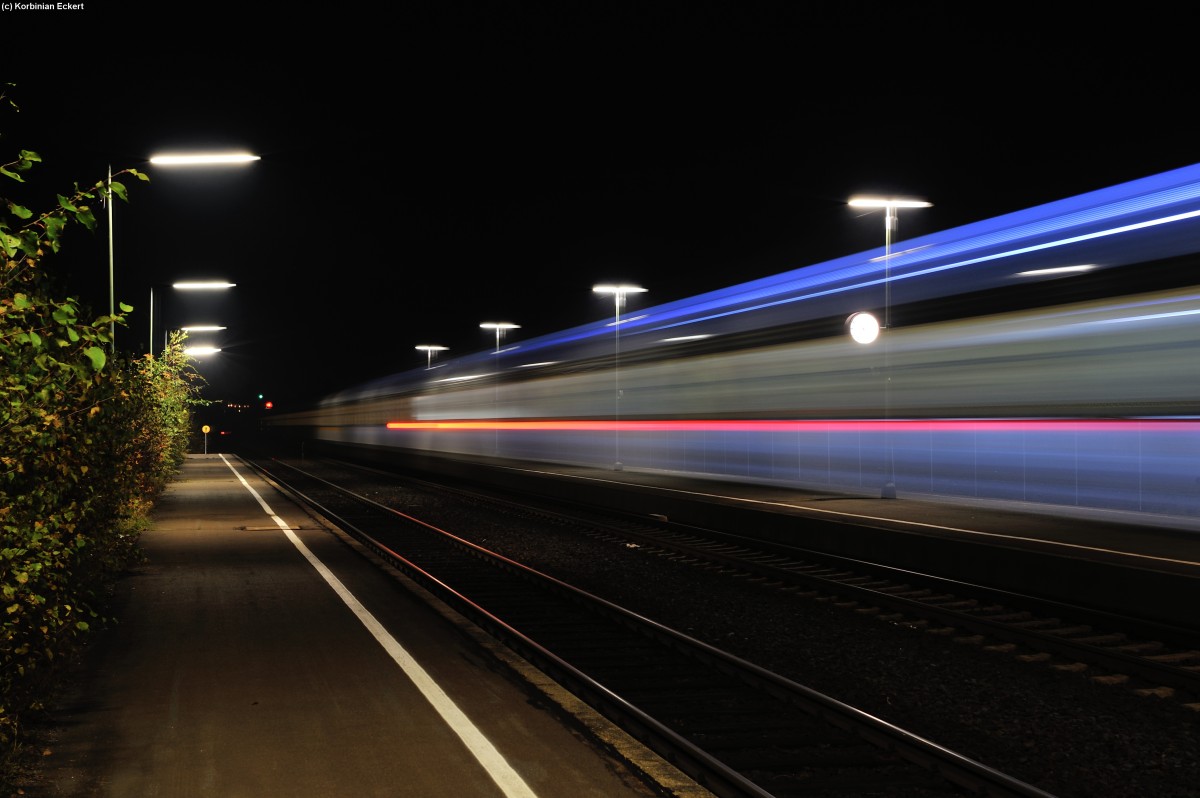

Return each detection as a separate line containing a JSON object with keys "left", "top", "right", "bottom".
{"left": 18, "top": 454, "right": 705, "bottom": 798}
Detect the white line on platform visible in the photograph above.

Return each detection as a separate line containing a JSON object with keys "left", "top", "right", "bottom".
{"left": 219, "top": 454, "right": 538, "bottom": 798}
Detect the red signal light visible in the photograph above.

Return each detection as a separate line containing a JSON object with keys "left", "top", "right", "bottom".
{"left": 264, "top": 401, "right": 274, "bottom": 410}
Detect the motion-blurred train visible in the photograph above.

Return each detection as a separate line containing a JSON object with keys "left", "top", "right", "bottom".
{"left": 270, "top": 163, "right": 1200, "bottom": 526}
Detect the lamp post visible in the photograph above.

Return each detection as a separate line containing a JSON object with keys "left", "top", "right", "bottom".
{"left": 480, "top": 322, "right": 519, "bottom": 354}
{"left": 480, "top": 322, "right": 519, "bottom": 455}
{"left": 105, "top": 151, "right": 259, "bottom": 351}
{"left": 592, "top": 284, "right": 647, "bottom": 471}
{"left": 847, "top": 196, "right": 932, "bottom": 498}
{"left": 415, "top": 344, "right": 449, "bottom": 370}
{"left": 150, "top": 281, "right": 235, "bottom": 356}
{"left": 106, "top": 165, "right": 116, "bottom": 347}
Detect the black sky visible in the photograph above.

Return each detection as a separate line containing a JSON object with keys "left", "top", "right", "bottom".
{"left": 5, "top": 4, "right": 1196, "bottom": 407}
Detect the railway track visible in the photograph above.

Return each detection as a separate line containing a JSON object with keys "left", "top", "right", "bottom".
{"left": 516, "top": 498, "right": 1200, "bottom": 707}
{"left": 293, "top": 456, "right": 1200, "bottom": 709}
{"left": 245, "top": 455, "right": 1058, "bottom": 798}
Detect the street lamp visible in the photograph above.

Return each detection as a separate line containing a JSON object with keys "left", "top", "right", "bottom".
{"left": 177, "top": 325, "right": 227, "bottom": 354}
{"left": 847, "top": 196, "right": 932, "bottom": 498}
{"left": 847, "top": 197, "right": 932, "bottom": 332}
{"left": 480, "top": 322, "right": 520, "bottom": 353}
{"left": 593, "top": 284, "right": 647, "bottom": 471}
{"left": 415, "top": 344, "right": 449, "bottom": 370}
{"left": 105, "top": 151, "right": 258, "bottom": 350}
{"left": 480, "top": 322, "right": 519, "bottom": 455}
{"left": 148, "top": 153, "right": 261, "bottom": 166}
{"left": 150, "top": 281, "right": 236, "bottom": 356}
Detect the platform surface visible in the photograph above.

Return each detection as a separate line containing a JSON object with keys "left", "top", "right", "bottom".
{"left": 24, "top": 454, "right": 701, "bottom": 798}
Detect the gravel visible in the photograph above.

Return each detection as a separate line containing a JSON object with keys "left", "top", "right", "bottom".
{"left": 398, "top": 484, "right": 1200, "bottom": 798}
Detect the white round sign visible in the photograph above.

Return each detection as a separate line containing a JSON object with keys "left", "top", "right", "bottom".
{"left": 847, "top": 312, "right": 881, "bottom": 344}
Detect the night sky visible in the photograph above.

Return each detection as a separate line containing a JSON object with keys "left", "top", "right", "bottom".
{"left": 5, "top": 5, "right": 1195, "bottom": 409}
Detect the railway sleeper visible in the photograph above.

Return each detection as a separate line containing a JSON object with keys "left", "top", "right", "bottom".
{"left": 1144, "top": 650, "right": 1200, "bottom": 664}
{"left": 1006, "top": 617, "right": 1063, "bottom": 630}
{"left": 914, "top": 594, "right": 961, "bottom": 605}
{"left": 753, "top": 769, "right": 958, "bottom": 798}
{"left": 1070, "top": 633, "right": 1128, "bottom": 645}
{"left": 1042, "top": 624, "right": 1095, "bottom": 637}
{"left": 976, "top": 611, "right": 1032, "bottom": 622}
{"left": 874, "top": 584, "right": 915, "bottom": 594}
{"left": 924, "top": 599, "right": 978, "bottom": 610}
{"left": 716, "top": 740, "right": 895, "bottom": 769}
{"left": 1114, "top": 641, "right": 1165, "bottom": 654}
{"left": 684, "top": 715, "right": 822, "bottom": 733}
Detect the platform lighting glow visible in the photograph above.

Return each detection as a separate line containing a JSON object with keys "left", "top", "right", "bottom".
{"left": 149, "top": 153, "right": 261, "bottom": 165}
{"left": 593, "top": 284, "right": 648, "bottom": 295}
{"left": 173, "top": 281, "right": 237, "bottom": 290}
{"left": 661, "top": 334, "right": 713, "bottom": 343}
{"left": 184, "top": 346, "right": 221, "bottom": 356}
{"left": 848, "top": 197, "right": 934, "bottom": 210}
{"left": 180, "top": 325, "right": 226, "bottom": 332}
{"left": 1016, "top": 265, "right": 1097, "bottom": 277}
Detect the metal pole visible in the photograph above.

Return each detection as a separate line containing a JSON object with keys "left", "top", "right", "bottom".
{"left": 882, "top": 204, "right": 896, "bottom": 499}
{"left": 613, "top": 292, "right": 623, "bottom": 470}
{"left": 148, "top": 286, "right": 154, "bottom": 356}
{"left": 107, "top": 164, "right": 115, "bottom": 350}
{"left": 494, "top": 329, "right": 501, "bottom": 455}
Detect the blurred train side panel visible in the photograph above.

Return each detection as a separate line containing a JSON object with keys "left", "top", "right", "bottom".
{"left": 269, "top": 163, "right": 1200, "bottom": 526}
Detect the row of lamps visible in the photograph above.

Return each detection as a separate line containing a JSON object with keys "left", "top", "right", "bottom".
{"left": 106, "top": 151, "right": 259, "bottom": 356}
{"left": 111, "top": 146, "right": 928, "bottom": 492}
{"left": 414, "top": 197, "right": 930, "bottom": 492}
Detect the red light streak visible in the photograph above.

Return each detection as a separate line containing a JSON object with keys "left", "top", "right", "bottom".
{"left": 384, "top": 418, "right": 1199, "bottom": 433}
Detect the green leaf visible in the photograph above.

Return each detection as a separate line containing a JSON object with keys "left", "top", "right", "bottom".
{"left": 44, "top": 215, "right": 66, "bottom": 240}
{"left": 118, "top": 302, "right": 133, "bottom": 312}
{"left": 57, "top": 194, "right": 79, "bottom": 212}
{"left": 83, "top": 346, "right": 106, "bottom": 371}
{"left": 76, "top": 208, "right": 97, "bottom": 231}
{"left": 109, "top": 180, "right": 128, "bottom": 202}
{"left": 7, "top": 200, "right": 32, "bottom": 219}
